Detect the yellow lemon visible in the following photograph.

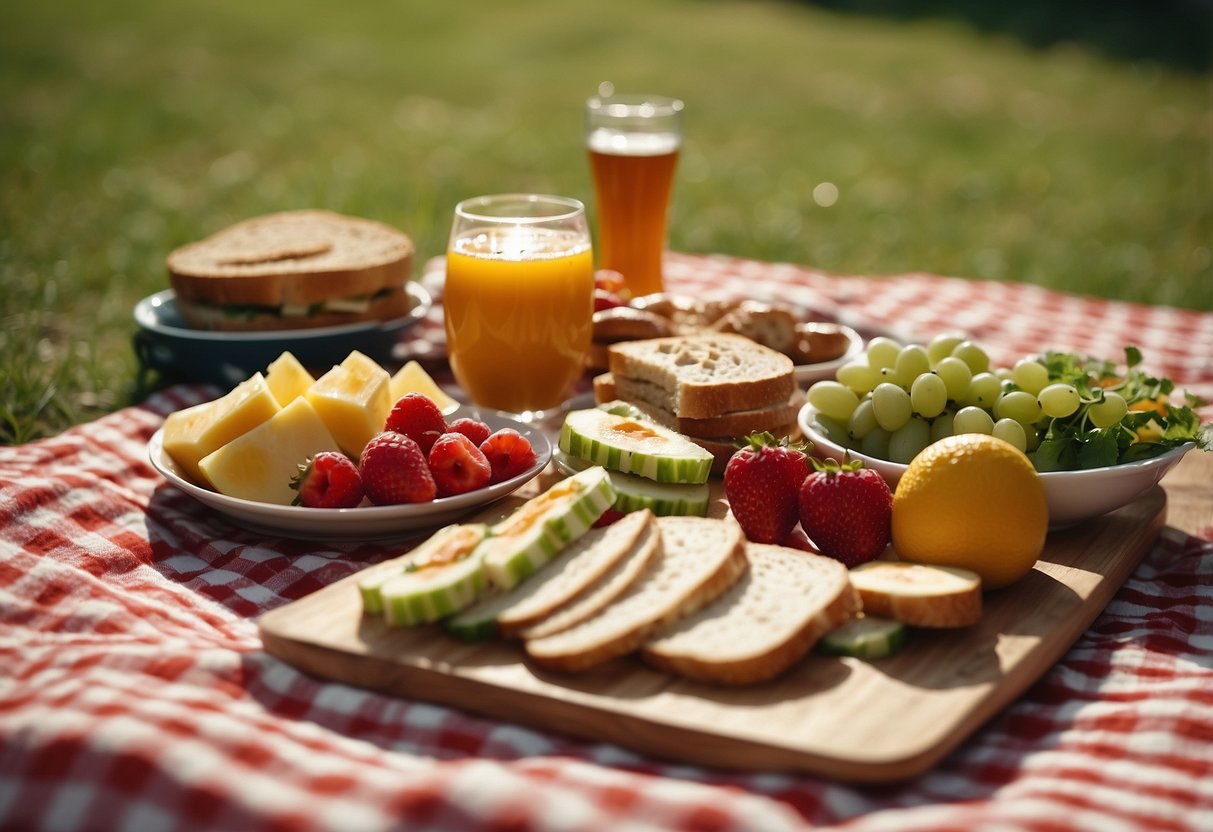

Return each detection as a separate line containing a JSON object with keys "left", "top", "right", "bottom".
{"left": 891, "top": 434, "right": 1047, "bottom": 590}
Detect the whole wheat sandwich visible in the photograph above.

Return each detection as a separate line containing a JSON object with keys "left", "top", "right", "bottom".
{"left": 594, "top": 333, "right": 799, "bottom": 472}
{"left": 167, "top": 210, "right": 415, "bottom": 331}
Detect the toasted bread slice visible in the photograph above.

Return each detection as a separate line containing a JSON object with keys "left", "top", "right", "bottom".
{"left": 642, "top": 544, "right": 860, "bottom": 685}
{"left": 607, "top": 334, "right": 795, "bottom": 419}
{"left": 524, "top": 517, "right": 747, "bottom": 672}
{"left": 446, "top": 510, "right": 656, "bottom": 640}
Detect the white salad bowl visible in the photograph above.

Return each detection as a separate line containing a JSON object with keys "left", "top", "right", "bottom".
{"left": 798, "top": 403, "right": 1195, "bottom": 528}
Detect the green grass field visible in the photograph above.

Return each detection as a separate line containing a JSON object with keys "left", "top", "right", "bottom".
{"left": 2, "top": 0, "right": 1210, "bottom": 444}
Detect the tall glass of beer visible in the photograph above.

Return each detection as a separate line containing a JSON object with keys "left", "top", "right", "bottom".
{"left": 586, "top": 91, "right": 683, "bottom": 298}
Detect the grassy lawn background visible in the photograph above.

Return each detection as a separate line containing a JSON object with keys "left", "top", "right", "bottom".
{"left": 1, "top": 0, "right": 1210, "bottom": 443}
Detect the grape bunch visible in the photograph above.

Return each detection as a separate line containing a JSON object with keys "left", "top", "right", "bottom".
{"left": 804, "top": 334, "right": 1181, "bottom": 471}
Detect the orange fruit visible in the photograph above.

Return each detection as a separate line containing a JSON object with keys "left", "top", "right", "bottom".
{"left": 891, "top": 434, "right": 1048, "bottom": 590}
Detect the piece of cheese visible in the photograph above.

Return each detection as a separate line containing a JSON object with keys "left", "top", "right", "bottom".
{"left": 199, "top": 397, "right": 342, "bottom": 505}
{"left": 305, "top": 350, "right": 392, "bottom": 459}
{"left": 265, "top": 351, "right": 316, "bottom": 407}
{"left": 389, "top": 360, "right": 459, "bottom": 414}
{"left": 161, "top": 373, "right": 280, "bottom": 486}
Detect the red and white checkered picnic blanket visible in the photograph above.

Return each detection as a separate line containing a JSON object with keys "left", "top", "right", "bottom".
{"left": 2, "top": 254, "right": 1211, "bottom": 832}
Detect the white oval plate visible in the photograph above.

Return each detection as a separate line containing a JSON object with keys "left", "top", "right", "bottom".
{"left": 147, "top": 406, "right": 552, "bottom": 540}
{"left": 794, "top": 325, "right": 864, "bottom": 387}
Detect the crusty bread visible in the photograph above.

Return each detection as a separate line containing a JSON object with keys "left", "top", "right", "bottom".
{"left": 452, "top": 510, "right": 657, "bottom": 639}
{"left": 524, "top": 516, "right": 747, "bottom": 672}
{"left": 517, "top": 515, "right": 662, "bottom": 640}
{"left": 168, "top": 210, "right": 415, "bottom": 327}
{"left": 597, "top": 375, "right": 802, "bottom": 439}
{"left": 642, "top": 544, "right": 860, "bottom": 685}
{"left": 607, "top": 334, "right": 795, "bottom": 419}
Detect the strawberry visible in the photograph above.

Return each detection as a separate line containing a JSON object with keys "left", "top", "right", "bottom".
{"left": 797, "top": 458, "right": 893, "bottom": 567}
{"left": 428, "top": 432, "right": 492, "bottom": 497}
{"left": 592, "top": 508, "right": 626, "bottom": 528}
{"left": 289, "top": 451, "right": 364, "bottom": 508}
{"left": 723, "top": 432, "right": 810, "bottom": 544}
{"left": 479, "top": 429, "right": 537, "bottom": 483}
{"left": 359, "top": 431, "right": 437, "bottom": 505}
{"left": 384, "top": 393, "right": 448, "bottom": 454}
{"left": 446, "top": 417, "right": 492, "bottom": 447}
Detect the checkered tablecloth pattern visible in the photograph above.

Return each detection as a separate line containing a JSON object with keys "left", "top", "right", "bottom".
{"left": 2, "top": 254, "right": 1211, "bottom": 832}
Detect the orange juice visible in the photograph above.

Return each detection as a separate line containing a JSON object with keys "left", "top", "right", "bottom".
{"left": 444, "top": 227, "right": 593, "bottom": 413}
{"left": 588, "top": 129, "right": 680, "bottom": 298}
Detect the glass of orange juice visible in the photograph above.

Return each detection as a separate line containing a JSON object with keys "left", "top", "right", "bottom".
{"left": 586, "top": 88, "right": 683, "bottom": 298}
{"left": 444, "top": 194, "right": 594, "bottom": 419}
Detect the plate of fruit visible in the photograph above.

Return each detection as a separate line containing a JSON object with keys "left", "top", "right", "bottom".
{"left": 148, "top": 349, "right": 552, "bottom": 540}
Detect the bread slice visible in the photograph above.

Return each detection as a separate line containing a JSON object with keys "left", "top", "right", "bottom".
{"left": 596, "top": 374, "right": 801, "bottom": 439}
{"left": 515, "top": 514, "right": 662, "bottom": 640}
{"left": 847, "top": 561, "right": 982, "bottom": 628}
{"left": 524, "top": 516, "right": 747, "bottom": 672}
{"left": 168, "top": 210, "right": 415, "bottom": 328}
{"left": 642, "top": 544, "right": 860, "bottom": 685}
{"left": 607, "top": 334, "right": 795, "bottom": 419}
{"left": 446, "top": 510, "right": 657, "bottom": 640}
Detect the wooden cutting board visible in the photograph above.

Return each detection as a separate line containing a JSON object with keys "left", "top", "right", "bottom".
{"left": 258, "top": 480, "right": 1166, "bottom": 783}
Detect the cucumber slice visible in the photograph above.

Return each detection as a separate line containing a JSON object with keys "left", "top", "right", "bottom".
{"left": 480, "top": 466, "right": 616, "bottom": 590}
{"left": 558, "top": 452, "right": 709, "bottom": 517}
{"left": 818, "top": 615, "right": 906, "bottom": 660}
{"left": 358, "top": 523, "right": 489, "bottom": 616}
{"left": 560, "top": 408, "right": 713, "bottom": 484}
{"left": 379, "top": 549, "right": 488, "bottom": 626}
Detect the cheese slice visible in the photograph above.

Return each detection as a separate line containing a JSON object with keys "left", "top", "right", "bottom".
{"left": 265, "top": 351, "right": 316, "bottom": 407}
{"left": 305, "top": 350, "right": 392, "bottom": 459}
{"left": 161, "top": 373, "right": 280, "bottom": 486}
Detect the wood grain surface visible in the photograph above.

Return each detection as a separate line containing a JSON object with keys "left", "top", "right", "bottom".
{"left": 258, "top": 451, "right": 1211, "bottom": 783}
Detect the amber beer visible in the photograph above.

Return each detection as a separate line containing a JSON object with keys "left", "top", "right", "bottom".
{"left": 586, "top": 94, "right": 683, "bottom": 298}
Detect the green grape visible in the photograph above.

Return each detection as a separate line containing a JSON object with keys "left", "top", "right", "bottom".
{"left": 865, "top": 336, "right": 903, "bottom": 370}
{"left": 930, "top": 409, "right": 956, "bottom": 442}
{"left": 951, "top": 340, "right": 990, "bottom": 374}
{"left": 963, "top": 372, "right": 1002, "bottom": 408}
{"left": 1038, "top": 383, "right": 1081, "bottom": 418}
{"left": 871, "top": 382, "right": 913, "bottom": 432}
{"left": 934, "top": 356, "right": 972, "bottom": 401}
{"left": 995, "top": 367, "right": 1014, "bottom": 382}
{"left": 910, "top": 372, "right": 947, "bottom": 418}
{"left": 848, "top": 397, "right": 879, "bottom": 440}
{"left": 994, "top": 390, "right": 1042, "bottom": 425}
{"left": 1088, "top": 391, "right": 1129, "bottom": 428}
{"left": 926, "top": 333, "right": 966, "bottom": 366}
{"left": 892, "top": 345, "right": 931, "bottom": 387}
{"left": 813, "top": 413, "right": 851, "bottom": 447}
{"left": 860, "top": 427, "right": 891, "bottom": 459}
{"left": 1024, "top": 425, "right": 1041, "bottom": 452}
{"left": 888, "top": 417, "right": 932, "bottom": 464}
{"left": 836, "top": 360, "right": 881, "bottom": 395}
{"left": 808, "top": 380, "right": 860, "bottom": 422}
{"left": 992, "top": 418, "right": 1028, "bottom": 452}
{"left": 1011, "top": 359, "right": 1049, "bottom": 395}
{"left": 953, "top": 405, "right": 995, "bottom": 435}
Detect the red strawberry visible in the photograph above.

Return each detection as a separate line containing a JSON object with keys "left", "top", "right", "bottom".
{"left": 446, "top": 417, "right": 492, "bottom": 447}
{"left": 592, "top": 508, "right": 626, "bottom": 528}
{"left": 428, "top": 432, "right": 492, "bottom": 497}
{"left": 479, "top": 429, "right": 538, "bottom": 483}
{"left": 594, "top": 288, "right": 624, "bottom": 311}
{"left": 384, "top": 393, "right": 448, "bottom": 454}
{"left": 797, "top": 458, "right": 892, "bottom": 567}
{"left": 289, "top": 451, "right": 364, "bottom": 508}
{"left": 723, "top": 432, "right": 810, "bottom": 544}
{"left": 359, "top": 431, "right": 437, "bottom": 505}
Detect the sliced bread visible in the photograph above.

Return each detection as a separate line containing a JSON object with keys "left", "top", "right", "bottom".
{"left": 168, "top": 210, "right": 415, "bottom": 310}
{"left": 641, "top": 544, "right": 860, "bottom": 685}
{"left": 446, "top": 509, "right": 656, "bottom": 640}
{"left": 524, "top": 516, "right": 747, "bottom": 672}
{"left": 847, "top": 561, "right": 983, "bottom": 628}
{"left": 596, "top": 375, "right": 802, "bottom": 439}
{"left": 607, "top": 334, "right": 795, "bottom": 419}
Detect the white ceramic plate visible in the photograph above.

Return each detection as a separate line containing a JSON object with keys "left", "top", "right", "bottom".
{"left": 794, "top": 325, "right": 864, "bottom": 387}
{"left": 133, "top": 282, "right": 432, "bottom": 387}
{"left": 147, "top": 406, "right": 552, "bottom": 540}
{"left": 798, "top": 402, "right": 1194, "bottom": 528}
